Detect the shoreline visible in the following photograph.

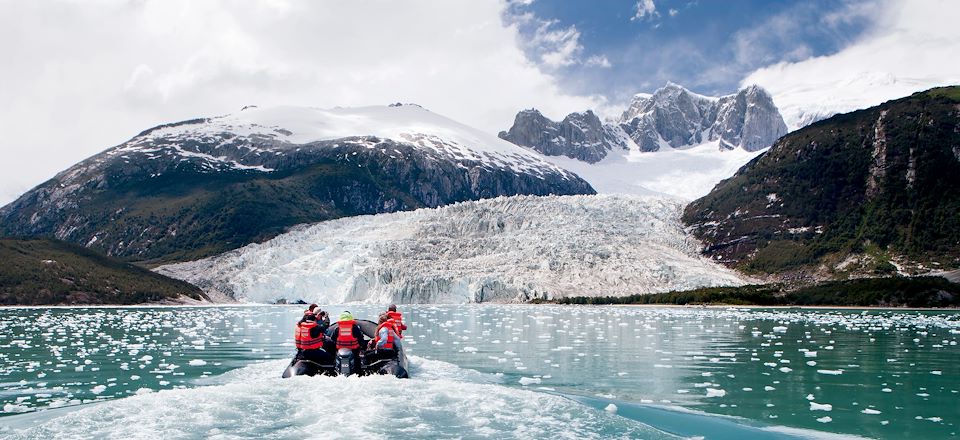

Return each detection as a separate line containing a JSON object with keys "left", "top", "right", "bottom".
{"left": 605, "top": 303, "right": 960, "bottom": 311}
{"left": 2, "top": 302, "right": 959, "bottom": 312}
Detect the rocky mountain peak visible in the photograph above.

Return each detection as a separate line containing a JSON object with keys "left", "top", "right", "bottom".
{"left": 501, "top": 83, "right": 789, "bottom": 161}
{"left": 498, "top": 108, "right": 628, "bottom": 163}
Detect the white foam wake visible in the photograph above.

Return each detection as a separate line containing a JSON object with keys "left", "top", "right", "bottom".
{"left": 5, "top": 356, "right": 677, "bottom": 440}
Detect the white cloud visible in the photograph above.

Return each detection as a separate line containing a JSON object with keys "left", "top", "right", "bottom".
{"left": 532, "top": 20, "right": 584, "bottom": 68}
{"left": 585, "top": 55, "right": 612, "bottom": 68}
{"left": 632, "top": 0, "right": 659, "bottom": 21}
{"left": 0, "top": 0, "right": 600, "bottom": 206}
{"left": 668, "top": 8, "right": 679, "bottom": 17}
{"left": 742, "top": 0, "right": 960, "bottom": 130}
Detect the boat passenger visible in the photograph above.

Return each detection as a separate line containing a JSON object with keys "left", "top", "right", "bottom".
{"left": 293, "top": 312, "right": 328, "bottom": 364}
{"left": 374, "top": 314, "right": 402, "bottom": 352}
{"left": 386, "top": 304, "right": 407, "bottom": 338}
{"left": 316, "top": 309, "right": 331, "bottom": 333}
{"left": 332, "top": 311, "right": 366, "bottom": 371}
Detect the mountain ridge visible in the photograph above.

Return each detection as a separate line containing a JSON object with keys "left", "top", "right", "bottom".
{"left": 0, "top": 104, "right": 594, "bottom": 263}
{"left": 499, "top": 83, "right": 788, "bottom": 163}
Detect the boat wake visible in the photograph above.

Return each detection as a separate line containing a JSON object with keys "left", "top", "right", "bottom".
{"left": 3, "top": 356, "right": 678, "bottom": 439}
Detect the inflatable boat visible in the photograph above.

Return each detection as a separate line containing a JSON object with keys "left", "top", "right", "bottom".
{"left": 282, "top": 319, "right": 409, "bottom": 379}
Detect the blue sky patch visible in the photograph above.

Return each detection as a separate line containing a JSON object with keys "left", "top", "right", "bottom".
{"left": 504, "top": 0, "right": 879, "bottom": 99}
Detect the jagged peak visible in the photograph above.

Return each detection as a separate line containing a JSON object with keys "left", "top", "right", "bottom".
{"left": 736, "top": 84, "right": 774, "bottom": 100}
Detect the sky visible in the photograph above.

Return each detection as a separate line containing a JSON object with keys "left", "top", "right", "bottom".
{"left": 1, "top": 0, "right": 958, "bottom": 206}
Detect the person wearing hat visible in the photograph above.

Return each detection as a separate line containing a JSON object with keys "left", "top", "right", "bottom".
{"left": 293, "top": 310, "right": 328, "bottom": 364}
{"left": 331, "top": 311, "right": 366, "bottom": 372}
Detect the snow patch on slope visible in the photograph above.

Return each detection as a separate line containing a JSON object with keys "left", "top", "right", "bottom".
{"left": 132, "top": 104, "right": 576, "bottom": 178}
{"left": 156, "top": 195, "right": 748, "bottom": 303}
{"left": 540, "top": 140, "right": 765, "bottom": 200}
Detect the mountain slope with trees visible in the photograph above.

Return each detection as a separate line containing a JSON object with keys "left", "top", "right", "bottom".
{"left": 0, "top": 238, "right": 206, "bottom": 305}
{"left": 683, "top": 86, "right": 960, "bottom": 278}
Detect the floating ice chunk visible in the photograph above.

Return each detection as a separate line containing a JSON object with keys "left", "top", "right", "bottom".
{"left": 605, "top": 403, "right": 618, "bottom": 414}
{"left": 804, "top": 351, "right": 817, "bottom": 358}
{"left": 806, "top": 361, "right": 817, "bottom": 366}
{"left": 881, "top": 388, "right": 892, "bottom": 392}
{"left": 518, "top": 377, "right": 541, "bottom": 386}
{"left": 817, "top": 416, "right": 833, "bottom": 423}
{"left": 930, "top": 371, "right": 942, "bottom": 375}
{"left": 764, "top": 386, "right": 776, "bottom": 391}
{"left": 862, "top": 409, "right": 881, "bottom": 415}
{"left": 817, "top": 369, "right": 843, "bottom": 375}
{"left": 779, "top": 367, "right": 792, "bottom": 373}
{"left": 90, "top": 385, "right": 107, "bottom": 394}
{"left": 3, "top": 403, "right": 29, "bottom": 413}
{"left": 810, "top": 402, "right": 833, "bottom": 411}
{"left": 134, "top": 388, "right": 154, "bottom": 395}
{"left": 806, "top": 394, "right": 815, "bottom": 401}
{"left": 188, "top": 359, "right": 207, "bottom": 366}
{"left": 772, "top": 326, "right": 788, "bottom": 333}
{"left": 705, "top": 388, "right": 726, "bottom": 398}
{"left": 461, "top": 347, "right": 478, "bottom": 353}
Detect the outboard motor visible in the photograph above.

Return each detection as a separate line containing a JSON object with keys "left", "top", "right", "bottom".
{"left": 335, "top": 348, "right": 356, "bottom": 376}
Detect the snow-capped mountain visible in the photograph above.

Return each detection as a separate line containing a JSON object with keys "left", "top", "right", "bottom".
{"left": 500, "top": 83, "right": 787, "bottom": 159}
{"left": 155, "top": 194, "right": 749, "bottom": 303}
{"left": 495, "top": 109, "right": 631, "bottom": 163}
{"left": 620, "top": 83, "right": 787, "bottom": 152}
{"left": 0, "top": 104, "right": 594, "bottom": 262}
{"left": 498, "top": 83, "right": 787, "bottom": 200}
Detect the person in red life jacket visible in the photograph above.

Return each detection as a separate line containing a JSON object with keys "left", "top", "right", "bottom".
{"left": 331, "top": 311, "right": 366, "bottom": 371}
{"left": 373, "top": 313, "right": 402, "bottom": 351}
{"left": 386, "top": 304, "right": 407, "bottom": 338}
{"left": 293, "top": 312, "right": 328, "bottom": 364}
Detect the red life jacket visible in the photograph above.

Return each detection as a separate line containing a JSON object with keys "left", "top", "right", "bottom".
{"left": 294, "top": 321, "right": 324, "bottom": 350}
{"left": 375, "top": 321, "right": 396, "bottom": 349}
{"left": 336, "top": 320, "right": 359, "bottom": 349}
{"left": 386, "top": 311, "right": 406, "bottom": 337}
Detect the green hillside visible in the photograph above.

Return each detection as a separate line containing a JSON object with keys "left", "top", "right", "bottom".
{"left": 0, "top": 238, "right": 207, "bottom": 305}
{"left": 684, "top": 86, "right": 960, "bottom": 276}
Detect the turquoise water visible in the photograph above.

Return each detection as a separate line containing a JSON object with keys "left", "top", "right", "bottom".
{"left": 1, "top": 305, "right": 958, "bottom": 439}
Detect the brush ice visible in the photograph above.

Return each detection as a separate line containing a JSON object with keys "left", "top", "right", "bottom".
{"left": 157, "top": 195, "right": 748, "bottom": 303}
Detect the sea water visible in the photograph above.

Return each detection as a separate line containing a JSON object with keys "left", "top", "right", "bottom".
{"left": 1, "top": 305, "right": 958, "bottom": 439}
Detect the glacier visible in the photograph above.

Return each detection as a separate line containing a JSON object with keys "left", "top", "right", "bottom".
{"left": 156, "top": 195, "right": 749, "bottom": 303}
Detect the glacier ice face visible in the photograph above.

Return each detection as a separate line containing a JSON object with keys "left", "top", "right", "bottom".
{"left": 156, "top": 194, "right": 748, "bottom": 304}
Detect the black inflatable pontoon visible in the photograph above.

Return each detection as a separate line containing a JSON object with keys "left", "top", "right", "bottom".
{"left": 282, "top": 319, "right": 409, "bottom": 379}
